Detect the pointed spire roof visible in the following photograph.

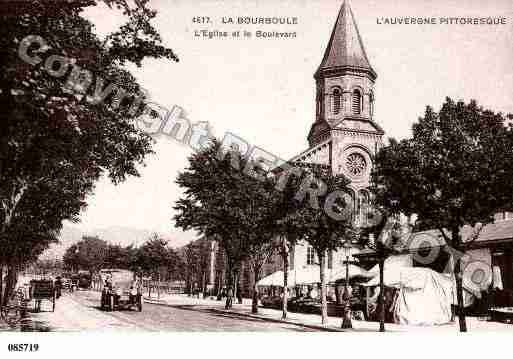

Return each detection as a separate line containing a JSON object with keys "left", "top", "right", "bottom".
{"left": 315, "top": 0, "right": 376, "bottom": 80}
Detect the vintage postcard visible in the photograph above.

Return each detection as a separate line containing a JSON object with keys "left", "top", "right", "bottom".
{"left": 1, "top": 0, "right": 513, "bottom": 355}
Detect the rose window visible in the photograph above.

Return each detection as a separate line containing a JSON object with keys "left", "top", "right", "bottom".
{"left": 345, "top": 153, "right": 366, "bottom": 177}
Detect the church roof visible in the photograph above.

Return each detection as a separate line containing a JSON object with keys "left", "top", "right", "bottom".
{"left": 315, "top": 0, "right": 376, "bottom": 80}
{"left": 354, "top": 220, "right": 513, "bottom": 259}
{"left": 306, "top": 117, "right": 384, "bottom": 146}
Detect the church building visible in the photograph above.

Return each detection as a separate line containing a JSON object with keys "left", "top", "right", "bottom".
{"left": 289, "top": 0, "right": 383, "bottom": 226}
{"left": 201, "top": 0, "right": 513, "bottom": 319}
{"left": 232, "top": 0, "right": 384, "bottom": 297}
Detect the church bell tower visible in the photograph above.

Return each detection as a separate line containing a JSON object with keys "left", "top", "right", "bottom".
{"left": 298, "top": 0, "right": 384, "bottom": 223}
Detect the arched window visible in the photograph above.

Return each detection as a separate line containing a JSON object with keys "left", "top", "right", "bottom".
{"left": 307, "top": 246, "right": 315, "bottom": 265}
{"left": 352, "top": 89, "right": 361, "bottom": 115}
{"left": 333, "top": 88, "right": 341, "bottom": 114}
{"left": 369, "top": 91, "right": 374, "bottom": 117}
{"left": 328, "top": 250, "right": 333, "bottom": 269}
{"left": 341, "top": 190, "right": 355, "bottom": 222}
{"left": 358, "top": 190, "right": 370, "bottom": 227}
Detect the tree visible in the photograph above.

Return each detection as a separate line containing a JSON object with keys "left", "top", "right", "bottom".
{"left": 272, "top": 163, "right": 310, "bottom": 319}
{"left": 174, "top": 140, "right": 278, "bottom": 310}
{"left": 373, "top": 98, "right": 513, "bottom": 332}
{"left": 223, "top": 159, "right": 278, "bottom": 313}
{"left": 104, "top": 244, "right": 138, "bottom": 270}
{"left": 0, "top": 172, "right": 88, "bottom": 304}
{"left": 246, "top": 240, "right": 276, "bottom": 313}
{"left": 182, "top": 239, "right": 211, "bottom": 295}
{"left": 183, "top": 241, "right": 201, "bottom": 295}
{"left": 32, "top": 258, "right": 63, "bottom": 276}
{"left": 280, "top": 164, "right": 354, "bottom": 325}
{"left": 241, "top": 176, "right": 278, "bottom": 314}
{"left": 62, "top": 234, "right": 182, "bottom": 288}
{"left": 136, "top": 234, "right": 173, "bottom": 279}
{"left": 359, "top": 200, "right": 413, "bottom": 332}
{"left": 0, "top": 0, "right": 177, "bottom": 305}
{"left": 166, "top": 247, "right": 185, "bottom": 283}
{"left": 63, "top": 236, "right": 108, "bottom": 274}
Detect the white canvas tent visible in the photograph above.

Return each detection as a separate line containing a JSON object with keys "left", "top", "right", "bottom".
{"left": 290, "top": 266, "right": 321, "bottom": 285}
{"left": 256, "top": 270, "right": 285, "bottom": 286}
{"left": 363, "top": 267, "right": 455, "bottom": 325}
{"left": 362, "top": 265, "right": 482, "bottom": 325}
{"left": 256, "top": 264, "right": 372, "bottom": 287}
{"left": 367, "top": 252, "right": 480, "bottom": 299}
{"left": 329, "top": 264, "right": 373, "bottom": 283}
{"left": 256, "top": 268, "right": 319, "bottom": 287}
{"left": 368, "top": 254, "right": 413, "bottom": 275}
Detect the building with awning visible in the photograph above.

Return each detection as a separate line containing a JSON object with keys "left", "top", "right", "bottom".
{"left": 354, "top": 214, "right": 513, "bottom": 312}
{"left": 256, "top": 264, "right": 372, "bottom": 288}
{"left": 198, "top": 1, "right": 513, "bottom": 317}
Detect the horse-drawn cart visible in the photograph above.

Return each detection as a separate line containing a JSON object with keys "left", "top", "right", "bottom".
{"left": 29, "top": 279, "right": 55, "bottom": 312}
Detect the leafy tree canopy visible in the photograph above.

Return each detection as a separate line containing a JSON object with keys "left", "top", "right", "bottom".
{"left": 373, "top": 97, "right": 513, "bottom": 236}
{"left": 0, "top": 0, "right": 177, "bottom": 268}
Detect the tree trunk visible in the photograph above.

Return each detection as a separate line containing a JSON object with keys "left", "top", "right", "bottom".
{"left": 2, "top": 265, "right": 17, "bottom": 307}
{"left": 225, "top": 266, "right": 234, "bottom": 309}
{"left": 319, "top": 251, "right": 328, "bottom": 326}
{"left": 0, "top": 265, "right": 3, "bottom": 311}
{"left": 335, "top": 285, "right": 342, "bottom": 305}
{"left": 378, "top": 257, "right": 385, "bottom": 332}
{"left": 282, "top": 238, "right": 289, "bottom": 319}
{"left": 157, "top": 272, "right": 161, "bottom": 300}
{"left": 233, "top": 271, "right": 238, "bottom": 301}
{"left": 252, "top": 267, "right": 260, "bottom": 314}
{"left": 202, "top": 271, "right": 206, "bottom": 297}
{"left": 453, "top": 228, "right": 467, "bottom": 332}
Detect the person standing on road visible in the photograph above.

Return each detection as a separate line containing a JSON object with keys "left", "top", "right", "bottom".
{"left": 55, "top": 276, "right": 62, "bottom": 299}
{"left": 225, "top": 286, "right": 233, "bottom": 309}
{"left": 236, "top": 286, "right": 243, "bottom": 304}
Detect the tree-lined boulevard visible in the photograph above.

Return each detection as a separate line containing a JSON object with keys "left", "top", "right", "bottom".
{"left": 6, "top": 290, "right": 319, "bottom": 332}
{"left": 1, "top": 0, "right": 177, "bottom": 314}
{"left": 1, "top": 0, "right": 513, "bottom": 334}
{"left": 171, "top": 100, "right": 513, "bottom": 332}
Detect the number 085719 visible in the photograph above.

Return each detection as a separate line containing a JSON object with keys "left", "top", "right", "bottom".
{"left": 8, "top": 344, "right": 39, "bottom": 352}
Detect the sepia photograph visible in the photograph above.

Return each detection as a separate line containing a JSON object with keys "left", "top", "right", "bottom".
{"left": 0, "top": 0, "right": 513, "bottom": 356}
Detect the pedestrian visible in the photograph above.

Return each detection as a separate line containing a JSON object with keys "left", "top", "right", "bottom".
{"left": 225, "top": 285, "right": 233, "bottom": 309}
{"left": 309, "top": 285, "right": 318, "bottom": 300}
{"left": 236, "top": 287, "right": 243, "bottom": 304}
{"left": 54, "top": 276, "right": 62, "bottom": 299}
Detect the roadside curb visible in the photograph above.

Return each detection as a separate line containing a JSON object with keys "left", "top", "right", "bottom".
{"left": 143, "top": 298, "right": 346, "bottom": 332}
{"left": 211, "top": 308, "right": 346, "bottom": 332}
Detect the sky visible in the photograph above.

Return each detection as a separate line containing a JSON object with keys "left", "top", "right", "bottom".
{"left": 63, "top": 0, "right": 513, "bottom": 248}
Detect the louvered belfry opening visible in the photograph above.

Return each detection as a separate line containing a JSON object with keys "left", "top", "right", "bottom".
{"left": 352, "top": 89, "right": 361, "bottom": 114}
{"left": 369, "top": 91, "right": 374, "bottom": 117}
{"left": 333, "top": 88, "right": 341, "bottom": 114}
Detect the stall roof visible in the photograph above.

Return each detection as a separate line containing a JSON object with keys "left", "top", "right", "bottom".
{"left": 355, "top": 220, "right": 513, "bottom": 258}
{"left": 257, "top": 264, "right": 372, "bottom": 287}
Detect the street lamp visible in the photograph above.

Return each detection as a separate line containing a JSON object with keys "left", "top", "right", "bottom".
{"left": 341, "top": 240, "right": 353, "bottom": 329}
{"left": 341, "top": 226, "right": 361, "bottom": 329}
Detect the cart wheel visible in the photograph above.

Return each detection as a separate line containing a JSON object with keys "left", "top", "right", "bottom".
{"left": 109, "top": 295, "right": 115, "bottom": 312}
